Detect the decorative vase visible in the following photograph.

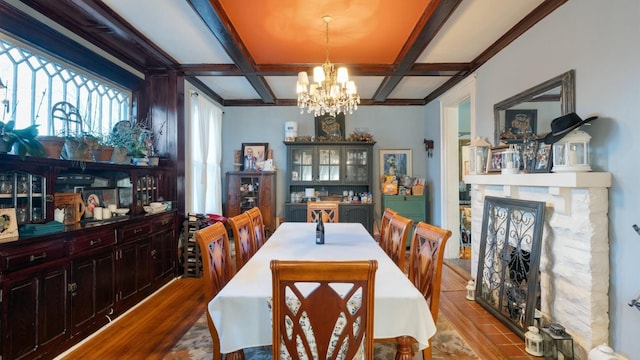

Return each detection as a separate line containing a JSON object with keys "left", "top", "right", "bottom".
{"left": 92, "top": 145, "right": 115, "bottom": 162}
{"left": 37, "top": 136, "right": 65, "bottom": 159}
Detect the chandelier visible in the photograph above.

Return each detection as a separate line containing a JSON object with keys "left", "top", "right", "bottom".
{"left": 296, "top": 16, "right": 360, "bottom": 117}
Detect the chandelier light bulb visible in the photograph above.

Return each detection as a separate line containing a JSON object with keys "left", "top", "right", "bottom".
{"left": 337, "top": 67, "right": 349, "bottom": 84}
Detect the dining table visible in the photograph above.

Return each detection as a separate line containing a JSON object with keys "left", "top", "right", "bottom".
{"left": 208, "top": 222, "right": 436, "bottom": 360}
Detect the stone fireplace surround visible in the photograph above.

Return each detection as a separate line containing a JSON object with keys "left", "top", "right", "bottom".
{"left": 464, "top": 172, "right": 612, "bottom": 360}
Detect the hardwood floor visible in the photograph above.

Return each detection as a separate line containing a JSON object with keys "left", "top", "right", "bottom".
{"left": 59, "top": 262, "right": 538, "bottom": 360}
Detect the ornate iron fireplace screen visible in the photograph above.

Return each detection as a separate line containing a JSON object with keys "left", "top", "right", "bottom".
{"left": 475, "top": 196, "right": 545, "bottom": 338}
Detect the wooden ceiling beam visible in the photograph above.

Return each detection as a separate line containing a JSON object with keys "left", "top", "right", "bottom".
{"left": 374, "top": 0, "right": 463, "bottom": 103}
{"left": 187, "top": 0, "right": 275, "bottom": 103}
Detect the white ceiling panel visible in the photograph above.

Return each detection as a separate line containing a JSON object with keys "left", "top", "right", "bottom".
{"left": 417, "top": 0, "right": 544, "bottom": 63}
{"left": 197, "top": 76, "right": 259, "bottom": 100}
{"left": 388, "top": 76, "right": 451, "bottom": 99}
{"left": 103, "top": 0, "right": 231, "bottom": 64}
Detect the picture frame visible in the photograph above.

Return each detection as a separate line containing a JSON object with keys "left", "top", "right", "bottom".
{"left": 379, "top": 149, "right": 412, "bottom": 179}
{"left": 505, "top": 109, "right": 537, "bottom": 137}
{"left": 0, "top": 208, "right": 18, "bottom": 242}
{"left": 315, "top": 113, "right": 345, "bottom": 139}
{"left": 81, "top": 187, "right": 119, "bottom": 218}
{"left": 486, "top": 146, "right": 509, "bottom": 173}
{"left": 241, "top": 143, "right": 268, "bottom": 171}
{"left": 531, "top": 143, "right": 553, "bottom": 173}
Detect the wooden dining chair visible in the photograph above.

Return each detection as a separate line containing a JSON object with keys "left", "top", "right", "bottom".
{"left": 228, "top": 212, "right": 257, "bottom": 272}
{"left": 407, "top": 221, "right": 452, "bottom": 360}
{"left": 374, "top": 208, "right": 398, "bottom": 253}
{"left": 270, "top": 259, "right": 378, "bottom": 360}
{"left": 386, "top": 214, "right": 413, "bottom": 271}
{"left": 307, "top": 201, "right": 339, "bottom": 223}
{"left": 246, "top": 207, "right": 266, "bottom": 249}
{"left": 194, "top": 222, "right": 236, "bottom": 360}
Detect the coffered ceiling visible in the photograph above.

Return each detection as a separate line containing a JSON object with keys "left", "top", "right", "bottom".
{"left": 13, "top": 0, "right": 567, "bottom": 107}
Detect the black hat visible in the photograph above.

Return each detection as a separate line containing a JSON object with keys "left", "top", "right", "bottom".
{"left": 543, "top": 112, "right": 598, "bottom": 144}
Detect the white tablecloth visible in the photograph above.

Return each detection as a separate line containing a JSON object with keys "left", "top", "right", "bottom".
{"left": 208, "top": 222, "right": 436, "bottom": 353}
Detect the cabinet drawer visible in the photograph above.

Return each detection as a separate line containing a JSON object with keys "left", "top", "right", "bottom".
{"left": 68, "top": 228, "right": 116, "bottom": 255}
{"left": 152, "top": 213, "right": 175, "bottom": 232}
{"left": 120, "top": 222, "right": 152, "bottom": 242}
{"left": 0, "top": 239, "right": 66, "bottom": 273}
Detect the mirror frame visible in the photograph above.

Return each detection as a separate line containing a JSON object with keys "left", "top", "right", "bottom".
{"left": 494, "top": 70, "right": 575, "bottom": 145}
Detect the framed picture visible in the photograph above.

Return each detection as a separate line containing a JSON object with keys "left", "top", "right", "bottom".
{"left": 0, "top": 208, "right": 18, "bottom": 242}
{"left": 531, "top": 143, "right": 553, "bottom": 173}
{"left": 315, "top": 113, "right": 345, "bottom": 139}
{"left": 486, "top": 146, "right": 509, "bottom": 173}
{"left": 379, "top": 149, "right": 412, "bottom": 179}
{"left": 241, "top": 143, "right": 268, "bottom": 171}
{"left": 505, "top": 109, "right": 537, "bottom": 137}
{"left": 81, "top": 188, "right": 118, "bottom": 218}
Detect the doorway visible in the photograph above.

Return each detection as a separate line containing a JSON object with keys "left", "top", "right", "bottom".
{"left": 438, "top": 75, "right": 476, "bottom": 264}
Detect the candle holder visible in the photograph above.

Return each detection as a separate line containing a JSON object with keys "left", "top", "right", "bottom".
{"left": 501, "top": 144, "right": 520, "bottom": 174}
{"left": 552, "top": 129, "right": 591, "bottom": 172}
{"left": 541, "top": 323, "right": 574, "bottom": 359}
{"left": 468, "top": 137, "right": 491, "bottom": 175}
{"left": 524, "top": 326, "right": 544, "bottom": 356}
{"left": 465, "top": 279, "right": 476, "bottom": 300}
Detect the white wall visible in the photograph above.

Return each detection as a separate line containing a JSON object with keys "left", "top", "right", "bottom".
{"left": 221, "top": 106, "right": 428, "bottom": 221}
{"left": 472, "top": 0, "right": 640, "bottom": 356}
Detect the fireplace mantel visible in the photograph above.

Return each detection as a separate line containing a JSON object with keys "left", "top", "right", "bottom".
{"left": 465, "top": 172, "right": 611, "bottom": 188}
{"left": 465, "top": 172, "right": 611, "bottom": 215}
{"left": 464, "top": 171, "right": 612, "bottom": 360}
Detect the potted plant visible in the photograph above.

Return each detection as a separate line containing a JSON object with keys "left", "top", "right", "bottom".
{"left": 0, "top": 120, "right": 45, "bottom": 159}
{"left": 92, "top": 134, "right": 115, "bottom": 162}
{"left": 109, "top": 119, "right": 153, "bottom": 165}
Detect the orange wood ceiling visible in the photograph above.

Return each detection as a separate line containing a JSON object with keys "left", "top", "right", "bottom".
{"left": 217, "top": 0, "right": 432, "bottom": 65}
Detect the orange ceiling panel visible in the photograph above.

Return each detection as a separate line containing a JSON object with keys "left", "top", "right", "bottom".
{"left": 218, "top": 0, "right": 432, "bottom": 65}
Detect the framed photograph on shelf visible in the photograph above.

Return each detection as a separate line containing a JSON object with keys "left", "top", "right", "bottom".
{"left": 241, "top": 143, "right": 268, "bottom": 171}
{"left": 531, "top": 143, "right": 553, "bottom": 173}
{"left": 315, "top": 113, "right": 345, "bottom": 139}
{"left": 379, "top": 149, "right": 412, "bottom": 179}
{"left": 505, "top": 109, "right": 537, "bottom": 137}
{"left": 0, "top": 208, "right": 18, "bottom": 242}
{"left": 81, "top": 188, "right": 119, "bottom": 218}
{"left": 486, "top": 146, "right": 509, "bottom": 173}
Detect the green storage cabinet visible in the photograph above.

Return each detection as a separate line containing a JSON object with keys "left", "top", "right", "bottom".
{"left": 381, "top": 193, "right": 428, "bottom": 247}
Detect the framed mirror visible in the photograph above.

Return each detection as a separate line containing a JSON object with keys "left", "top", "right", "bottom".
{"left": 494, "top": 70, "right": 575, "bottom": 145}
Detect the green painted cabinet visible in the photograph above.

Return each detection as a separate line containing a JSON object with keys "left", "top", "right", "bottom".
{"left": 381, "top": 193, "right": 428, "bottom": 247}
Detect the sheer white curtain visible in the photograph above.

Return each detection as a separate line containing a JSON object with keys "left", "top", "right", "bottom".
{"left": 187, "top": 91, "right": 222, "bottom": 214}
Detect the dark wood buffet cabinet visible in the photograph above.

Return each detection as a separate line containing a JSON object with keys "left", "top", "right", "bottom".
{"left": 0, "top": 154, "right": 178, "bottom": 360}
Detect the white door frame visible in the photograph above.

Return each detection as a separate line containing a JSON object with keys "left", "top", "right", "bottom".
{"left": 438, "top": 75, "right": 476, "bottom": 259}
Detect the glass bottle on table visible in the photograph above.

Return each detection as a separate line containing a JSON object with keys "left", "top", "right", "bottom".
{"left": 315, "top": 214, "right": 325, "bottom": 245}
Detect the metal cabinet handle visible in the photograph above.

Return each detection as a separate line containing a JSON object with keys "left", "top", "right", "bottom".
{"left": 90, "top": 238, "right": 103, "bottom": 246}
{"left": 29, "top": 253, "right": 47, "bottom": 262}
{"left": 134, "top": 228, "right": 143, "bottom": 234}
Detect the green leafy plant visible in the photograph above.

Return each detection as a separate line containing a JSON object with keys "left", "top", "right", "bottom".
{"left": 0, "top": 120, "right": 45, "bottom": 159}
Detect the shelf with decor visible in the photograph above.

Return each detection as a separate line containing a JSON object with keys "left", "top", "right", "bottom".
{"left": 225, "top": 171, "right": 276, "bottom": 235}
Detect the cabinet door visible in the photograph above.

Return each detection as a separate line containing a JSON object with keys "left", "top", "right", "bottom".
{"left": 152, "top": 228, "right": 174, "bottom": 285}
{"left": 316, "top": 146, "right": 341, "bottom": 183}
{"left": 341, "top": 205, "right": 373, "bottom": 234}
{"left": 344, "top": 146, "right": 371, "bottom": 184}
{"left": 116, "top": 238, "right": 152, "bottom": 308}
{"left": 0, "top": 171, "right": 47, "bottom": 225}
{"left": 70, "top": 249, "right": 114, "bottom": 336}
{"left": 2, "top": 263, "right": 68, "bottom": 360}
{"left": 289, "top": 146, "right": 314, "bottom": 183}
